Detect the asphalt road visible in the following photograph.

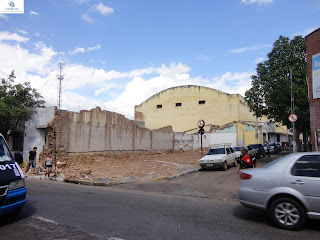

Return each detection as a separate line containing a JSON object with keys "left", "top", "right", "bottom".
{"left": 0, "top": 150, "right": 319, "bottom": 240}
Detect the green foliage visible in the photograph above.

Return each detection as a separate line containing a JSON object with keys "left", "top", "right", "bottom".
{"left": 0, "top": 71, "right": 45, "bottom": 135}
{"left": 245, "top": 35, "right": 309, "bottom": 134}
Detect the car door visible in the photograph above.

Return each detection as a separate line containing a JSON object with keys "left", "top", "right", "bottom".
{"left": 229, "top": 147, "right": 236, "bottom": 164}
{"left": 247, "top": 145, "right": 255, "bottom": 157}
{"left": 283, "top": 155, "right": 320, "bottom": 213}
{"left": 226, "top": 147, "right": 231, "bottom": 164}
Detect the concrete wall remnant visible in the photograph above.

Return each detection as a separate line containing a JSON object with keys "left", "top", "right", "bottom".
{"left": 49, "top": 107, "right": 174, "bottom": 154}
{"left": 23, "top": 106, "right": 55, "bottom": 162}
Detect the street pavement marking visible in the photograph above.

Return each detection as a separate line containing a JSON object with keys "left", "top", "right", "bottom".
{"left": 34, "top": 216, "right": 59, "bottom": 225}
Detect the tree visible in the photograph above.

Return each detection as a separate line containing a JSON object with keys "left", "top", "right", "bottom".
{"left": 245, "top": 35, "right": 309, "bottom": 141}
{"left": 0, "top": 71, "right": 45, "bottom": 137}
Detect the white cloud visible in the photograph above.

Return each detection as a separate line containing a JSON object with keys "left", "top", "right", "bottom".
{"left": 60, "top": 91, "right": 104, "bottom": 112}
{"left": 254, "top": 57, "right": 265, "bottom": 64}
{"left": 0, "top": 14, "right": 9, "bottom": 20}
{"left": 70, "top": 47, "right": 85, "bottom": 55}
{"left": 94, "top": 83, "right": 118, "bottom": 96}
{"left": 207, "top": 71, "right": 254, "bottom": 97}
{"left": 29, "top": 11, "right": 39, "bottom": 16}
{"left": 87, "top": 44, "right": 100, "bottom": 51}
{"left": 70, "top": 44, "right": 100, "bottom": 55}
{"left": 74, "top": 0, "right": 90, "bottom": 4}
{"left": 0, "top": 33, "right": 56, "bottom": 80}
{"left": 229, "top": 44, "right": 271, "bottom": 53}
{"left": 241, "top": 0, "right": 273, "bottom": 4}
{"left": 104, "top": 63, "right": 207, "bottom": 119}
{"left": 196, "top": 54, "right": 213, "bottom": 61}
{"left": 0, "top": 31, "right": 29, "bottom": 43}
{"left": 81, "top": 13, "right": 93, "bottom": 23}
{"left": 0, "top": 30, "right": 255, "bottom": 120}
{"left": 93, "top": 3, "right": 114, "bottom": 15}
{"left": 16, "top": 29, "right": 28, "bottom": 34}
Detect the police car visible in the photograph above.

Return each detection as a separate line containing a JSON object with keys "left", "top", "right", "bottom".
{"left": 0, "top": 133, "right": 27, "bottom": 216}
{"left": 199, "top": 144, "right": 237, "bottom": 171}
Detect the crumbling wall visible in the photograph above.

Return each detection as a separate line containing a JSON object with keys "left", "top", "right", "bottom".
{"left": 49, "top": 107, "right": 174, "bottom": 154}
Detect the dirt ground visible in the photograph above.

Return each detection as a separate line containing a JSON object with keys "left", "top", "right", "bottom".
{"left": 29, "top": 150, "right": 205, "bottom": 182}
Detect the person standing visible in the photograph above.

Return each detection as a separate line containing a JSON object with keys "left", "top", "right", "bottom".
{"left": 237, "top": 146, "right": 256, "bottom": 174}
{"left": 25, "top": 147, "right": 37, "bottom": 174}
{"left": 44, "top": 153, "right": 53, "bottom": 180}
{"left": 266, "top": 141, "right": 271, "bottom": 157}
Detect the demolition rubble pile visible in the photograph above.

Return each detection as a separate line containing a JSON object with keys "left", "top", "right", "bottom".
{"left": 56, "top": 150, "right": 201, "bottom": 182}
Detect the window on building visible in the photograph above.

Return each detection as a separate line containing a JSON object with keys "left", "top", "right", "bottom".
{"left": 175, "top": 103, "right": 182, "bottom": 107}
{"left": 157, "top": 104, "right": 162, "bottom": 109}
{"left": 199, "top": 100, "right": 206, "bottom": 104}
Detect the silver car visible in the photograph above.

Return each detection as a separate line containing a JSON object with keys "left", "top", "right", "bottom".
{"left": 238, "top": 152, "right": 320, "bottom": 230}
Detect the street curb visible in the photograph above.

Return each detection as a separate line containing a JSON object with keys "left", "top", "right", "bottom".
{"left": 25, "top": 175, "right": 64, "bottom": 182}
{"left": 27, "top": 167, "right": 201, "bottom": 186}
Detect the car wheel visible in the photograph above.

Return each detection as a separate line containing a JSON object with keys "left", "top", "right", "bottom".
{"left": 233, "top": 159, "right": 237, "bottom": 167}
{"left": 269, "top": 198, "right": 306, "bottom": 230}
{"left": 222, "top": 161, "right": 227, "bottom": 171}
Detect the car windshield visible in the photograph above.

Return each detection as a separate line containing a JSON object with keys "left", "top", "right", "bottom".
{"left": 250, "top": 144, "right": 259, "bottom": 148}
{"left": 233, "top": 147, "right": 241, "bottom": 151}
{"left": 207, "top": 148, "right": 225, "bottom": 155}
{"left": 0, "top": 136, "right": 13, "bottom": 162}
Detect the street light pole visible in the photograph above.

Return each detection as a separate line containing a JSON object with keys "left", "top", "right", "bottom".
{"left": 290, "top": 69, "right": 297, "bottom": 153}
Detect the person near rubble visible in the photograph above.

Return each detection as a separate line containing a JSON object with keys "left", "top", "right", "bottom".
{"left": 237, "top": 146, "right": 256, "bottom": 174}
{"left": 44, "top": 153, "right": 53, "bottom": 180}
{"left": 25, "top": 147, "right": 37, "bottom": 174}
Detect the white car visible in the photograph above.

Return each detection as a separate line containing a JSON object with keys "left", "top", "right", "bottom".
{"left": 199, "top": 145, "right": 237, "bottom": 171}
{"left": 233, "top": 146, "right": 257, "bottom": 159}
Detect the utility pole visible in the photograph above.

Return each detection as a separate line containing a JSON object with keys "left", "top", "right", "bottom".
{"left": 255, "top": 116, "right": 258, "bottom": 144}
{"left": 53, "top": 129, "right": 57, "bottom": 177}
{"left": 290, "top": 69, "right": 297, "bottom": 153}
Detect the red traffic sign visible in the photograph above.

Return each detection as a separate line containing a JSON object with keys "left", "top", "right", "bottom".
{"left": 288, "top": 114, "right": 298, "bottom": 123}
{"left": 197, "top": 120, "right": 205, "bottom": 128}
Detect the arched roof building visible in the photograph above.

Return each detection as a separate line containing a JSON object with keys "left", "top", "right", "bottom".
{"left": 134, "top": 85, "right": 271, "bottom": 132}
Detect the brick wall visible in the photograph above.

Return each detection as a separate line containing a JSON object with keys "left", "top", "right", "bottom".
{"left": 306, "top": 28, "right": 320, "bottom": 151}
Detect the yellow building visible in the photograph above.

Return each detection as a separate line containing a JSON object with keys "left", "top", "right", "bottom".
{"left": 134, "top": 85, "right": 290, "bottom": 146}
{"left": 134, "top": 85, "right": 265, "bottom": 131}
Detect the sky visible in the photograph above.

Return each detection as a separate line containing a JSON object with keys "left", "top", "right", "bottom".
{"left": 0, "top": 0, "right": 319, "bottom": 119}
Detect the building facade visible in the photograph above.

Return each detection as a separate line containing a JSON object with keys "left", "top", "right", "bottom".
{"left": 306, "top": 28, "right": 320, "bottom": 151}
{"left": 134, "top": 85, "right": 264, "bottom": 132}
{"left": 134, "top": 85, "right": 290, "bottom": 145}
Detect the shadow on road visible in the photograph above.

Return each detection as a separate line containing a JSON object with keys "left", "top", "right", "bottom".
{"left": 0, "top": 201, "right": 36, "bottom": 227}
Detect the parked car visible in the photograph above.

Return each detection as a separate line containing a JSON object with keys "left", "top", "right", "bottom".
{"left": 233, "top": 146, "right": 242, "bottom": 160}
{"left": 0, "top": 134, "right": 27, "bottom": 217}
{"left": 233, "top": 145, "right": 257, "bottom": 159}
{"left": 247, "top": 145, "right": 258, "bottom": 158}
{"left": 199, "top": 144, "right": 237, "bottom": 171}
{"left": 238, "top": 152, "right": 320, "bottom": 230}
{"left": 249, "top": 144, "right": 265, "bottom": 158}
